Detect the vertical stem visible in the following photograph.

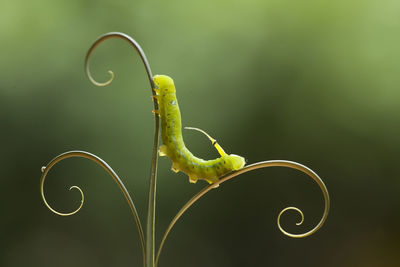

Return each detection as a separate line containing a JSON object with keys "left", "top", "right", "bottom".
{"left": 146, "top": 115, "right": 160, "bottom": 267}
{"left": 145, "top": 60, "right": 159, "bottom": 267}
{"left": 85, "top": 32, "right": 160, "bottom": 266}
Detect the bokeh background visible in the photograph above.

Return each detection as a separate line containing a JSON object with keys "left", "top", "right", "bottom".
{"left": 1, "top": 0, "right": 399, "bottom": 266}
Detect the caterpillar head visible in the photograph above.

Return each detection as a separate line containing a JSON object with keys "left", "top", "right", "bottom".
{"left": 227, "top": 154, "right": 246, "bottom": 170}
{"left": 153, "top": 75, "right": 175, "bottom": 93}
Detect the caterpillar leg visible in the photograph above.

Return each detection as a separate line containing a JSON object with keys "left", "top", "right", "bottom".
{"left": 189, "top": 176, "right": 198, "bottom": 184}
{"left": 159, "top": 145, "right": 168, "bottom": 156}
{"left": 171, "top": 162, "right": 180, "bottom": 173}
{"left": 206, "top": 178, "right": 220, "bottom": 188}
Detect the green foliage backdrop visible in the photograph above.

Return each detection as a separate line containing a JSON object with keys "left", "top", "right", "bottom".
{"left": 1, "top": 0, "right": 399, "bottom": 266}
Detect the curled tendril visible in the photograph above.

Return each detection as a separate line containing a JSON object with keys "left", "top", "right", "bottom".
{"left": 84, "top": 32, "right": 159, "bottom": 267}
{"left": 40, "top": 150, "right": 146, "bottom": 263}
{"left": 84, "top": 32, "right": 154, "bottom": 89}
{"left": 277, "top": 207, "right": 305, "bottom": 236}
{"left": 155, "top": 160, "right": 330, "bottom": 266}
{"left": 40, "top": 162, "right": 85, "bottom": 215}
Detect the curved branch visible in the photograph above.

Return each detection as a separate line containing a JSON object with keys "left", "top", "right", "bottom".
{"left": 84, "top": 32, "right": 160, "bottom": 267}
{"left": 85, "top": 32, "right": 154, "bottom": 89}
{"left": 40, "top": 150, "right": 146, "bottom": 264}
{"left": 155, "top": 160, "right": 330, "bottom": 266}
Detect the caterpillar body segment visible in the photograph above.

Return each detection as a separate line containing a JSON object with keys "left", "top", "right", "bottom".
{"left": 153, "top": 75, "right": 245, "bottom": 185}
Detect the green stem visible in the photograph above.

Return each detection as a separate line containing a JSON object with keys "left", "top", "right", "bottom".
{"left": 84, "top": 32, "right": 159, "bottom": 267}
{"left": 39, "top": 151, "right": 146, "bottom": 262}
{"left": 146, "top": 116, "right": 160, "bottom": 267}
{"left": 155, "top": 160, "right": 330, "bottom": 265}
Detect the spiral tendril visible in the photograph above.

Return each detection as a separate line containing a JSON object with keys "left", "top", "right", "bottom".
{"left": 85, "top": 32, "right": 154, "bottom": 89}
{"left": 84, "top": 32, "right": 159, "bottom": 267}
{"left": 277, "top": 207, "right": 305, "bottom": 237}
{"left": 155, "top": 160, "right": 330, "bottom": 266}
{"left": 88, "top": 70, "right": 115, "bottom": 87}
{"left": 40, "top": 150, "right": 146, "bottom": 263}
{"left": 40, "top": 171, "right": 84, "bottom": 216}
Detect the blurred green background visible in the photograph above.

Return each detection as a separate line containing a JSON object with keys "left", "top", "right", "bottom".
{"left": 1, "top": 0, "right": 399, "bottom": 266}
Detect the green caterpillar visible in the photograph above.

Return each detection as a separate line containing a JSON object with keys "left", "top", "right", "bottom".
{"left": 153, "top": 75, "right": 245, "bottom": 185}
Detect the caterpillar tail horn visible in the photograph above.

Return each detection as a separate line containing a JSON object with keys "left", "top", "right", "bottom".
{"left": 184, "top": 127, "right": 227, "bottom": 157}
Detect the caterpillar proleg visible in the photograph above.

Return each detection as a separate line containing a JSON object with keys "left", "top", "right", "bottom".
{"left": 153, "top": 75, "right": 245, "bottom": 185}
